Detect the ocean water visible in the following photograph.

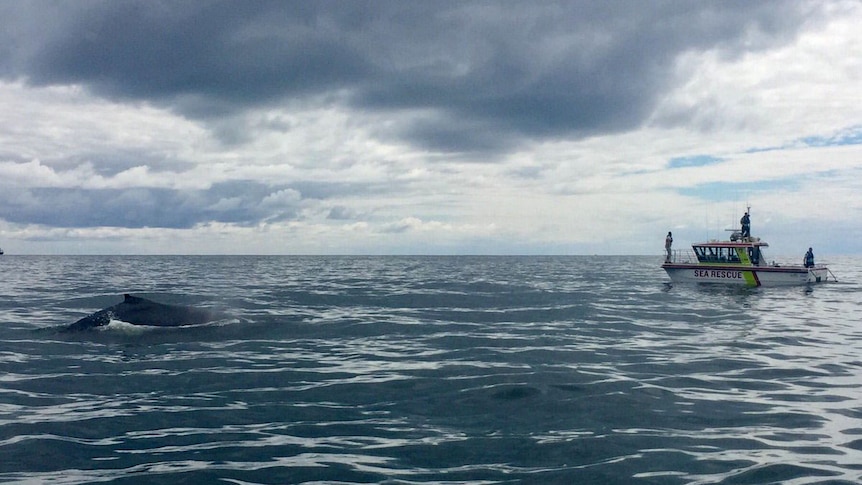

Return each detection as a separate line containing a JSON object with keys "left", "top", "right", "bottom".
{"left": 1, "top": 255, "right": 861, "bottom": 484}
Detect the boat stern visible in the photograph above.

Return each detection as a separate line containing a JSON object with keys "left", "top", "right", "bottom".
{"left": 806, "top": 266, "right": 830, "bottom": 283}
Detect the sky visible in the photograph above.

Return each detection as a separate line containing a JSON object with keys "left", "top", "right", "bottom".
{"left": 0, "top": 0, "right": 860, "bottom": 256}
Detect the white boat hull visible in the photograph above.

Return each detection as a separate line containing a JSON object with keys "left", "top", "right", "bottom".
{"left": 662, "top": 264, "right": 829, "bottom": 287}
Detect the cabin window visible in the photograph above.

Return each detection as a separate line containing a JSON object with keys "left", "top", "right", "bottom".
{"left": 693, "top": 246, "right": 742, "bottom": 263}
{"left": 726, "top": 248, "right": 741, "bottom": 263}
{"left": 748, "top": 247, "right": 762, "bottom": 265}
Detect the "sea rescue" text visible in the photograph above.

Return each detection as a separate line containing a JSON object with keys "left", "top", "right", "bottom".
{"left": 693, "top": 269, "right": 743, "bottom": 279}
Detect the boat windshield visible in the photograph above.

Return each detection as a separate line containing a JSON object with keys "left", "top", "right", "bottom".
{"left": 693, "top": 246, "right": 741, "bottom": 263}
{"left": 693, "top": 245, "right": 765, "bottom": 265}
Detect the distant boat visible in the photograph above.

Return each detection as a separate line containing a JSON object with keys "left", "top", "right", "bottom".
{"left": 0, "top": 247, "right": 4, "bottom": 255}
{"left": 662, "top": 209, "right": 835, "bottom": 287}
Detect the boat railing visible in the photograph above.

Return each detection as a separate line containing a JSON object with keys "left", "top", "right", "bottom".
{"left": 665, "top": 249, "right": 697, "bottom": 264}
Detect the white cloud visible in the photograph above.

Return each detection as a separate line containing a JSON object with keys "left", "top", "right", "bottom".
{"left": 261, "top": 189, "right": 302, "bottom": 208}
{"left": 653, "top": 2, "right": 862, "bottom": 146}
{"left": 0, "top": 82, "right": 210, "bottom": 162}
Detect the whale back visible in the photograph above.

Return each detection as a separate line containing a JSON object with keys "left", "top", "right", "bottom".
{"left": 65, "top": 294, "right": 222, "bottom": 331}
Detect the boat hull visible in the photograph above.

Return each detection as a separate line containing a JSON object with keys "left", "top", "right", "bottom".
{"left": 662, "top": 263, "right": 829, "bottom": 287}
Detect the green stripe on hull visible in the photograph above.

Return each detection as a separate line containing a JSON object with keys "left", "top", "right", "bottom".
{"left": 742, "top": 271, "right": 759, "bottom": 287}
{"left": 736, "top": 248, "right": 760, "bottom": 286}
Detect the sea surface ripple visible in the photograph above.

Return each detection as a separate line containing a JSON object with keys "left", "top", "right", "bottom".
{"left": 1, "top": 255, "right": 861, "bottom": 484}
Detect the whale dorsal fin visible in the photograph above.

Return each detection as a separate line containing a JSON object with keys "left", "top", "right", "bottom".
{"left": 123, "top": 294, "right": 144, "bottom": 303}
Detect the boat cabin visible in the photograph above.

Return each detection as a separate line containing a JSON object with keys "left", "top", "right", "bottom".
{"left": 691, "top": 240, "right": 768, "bottom": 266}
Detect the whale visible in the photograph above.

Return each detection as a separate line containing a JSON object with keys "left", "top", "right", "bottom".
{"left": 65, "top": 294, "right": 224, "bottom": 331}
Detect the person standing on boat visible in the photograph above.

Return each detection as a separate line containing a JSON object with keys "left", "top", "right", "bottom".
{"left": 665, "top": 231, "right": 673, "bottom": 262}
{"left": 740, "top": 212, "right": 751, "bottom": 239}
{"left": 804, "top": 247, "right": 815, "bottom": 268}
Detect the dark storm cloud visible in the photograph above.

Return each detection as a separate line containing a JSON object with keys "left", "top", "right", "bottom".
{"left": 18, "top": 2, "right": 371, "bottom": 114}
{"left": 1, "top": 1, "right": 820, "bottom": 152}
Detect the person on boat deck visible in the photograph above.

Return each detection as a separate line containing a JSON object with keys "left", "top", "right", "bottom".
{"left": 804, "top": 247, "right": 815, "bottom": 268}
{"left": 740, "top": 212, "right": 751, "bottom": 239}
{"left": 665, "top": 232, "right": 673, "bottom": 262}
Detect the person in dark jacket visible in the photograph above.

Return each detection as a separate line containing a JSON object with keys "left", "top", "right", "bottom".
{"left": 804, "top": 248, "right": 815, "bottom": 268}
{"left": 740, "top": 212, "right": 750, "bottom": 239}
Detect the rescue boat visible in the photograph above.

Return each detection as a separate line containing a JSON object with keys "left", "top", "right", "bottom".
{"left": 662, "top": 229, "right": 833, "bottom": 287}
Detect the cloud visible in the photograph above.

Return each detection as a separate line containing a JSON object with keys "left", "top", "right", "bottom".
{"left": 326, "top": 205, "right": 358, "bottom": 221}
{"left": 382, "top": 217, "right": 427, "bottom": 234}
{"left": 1, "top": 1, "right": 824, "bottom": 152}
{"left": 0, "top": 179, "right": 312, "bottom": 229}
{"left": 0, "top": 158, "right": 213, "bottom": 190}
